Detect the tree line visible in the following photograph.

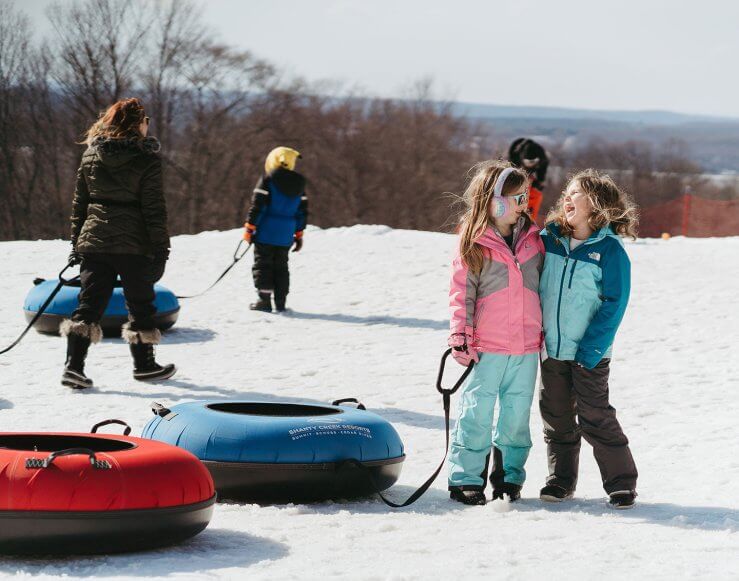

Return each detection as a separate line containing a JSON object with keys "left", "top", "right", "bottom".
{"left": 0, "top": 0, "right": 732, "bottom": 242}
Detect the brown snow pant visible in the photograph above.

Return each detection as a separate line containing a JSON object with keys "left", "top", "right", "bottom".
{"left": 539, "top": 357, "right": 638, "bottom": 494}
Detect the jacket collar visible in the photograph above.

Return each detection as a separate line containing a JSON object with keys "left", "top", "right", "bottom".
{"left": 543, "top": 222, "right": 620, "bottom": 248}
{"left": 477, "top": 218, "right": 538, "bottom": 252}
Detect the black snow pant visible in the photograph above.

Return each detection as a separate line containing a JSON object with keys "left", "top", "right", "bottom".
{"left": 539, "top": 357, "right": 638, "bottom": 494}
{"left": 71, "top": 253, "right": 160, "bottom": 331}
{"left": 252, "top": 243, "right": 290, "bottom": 301}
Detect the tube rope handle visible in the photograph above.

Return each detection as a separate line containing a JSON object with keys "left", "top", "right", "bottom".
{"left": 339, "top": 349, "right": 474, "bottom": 508}
{"left": 26, "top": 448, "right": 111, "bottom": 470}
{"left": 176, "top": 240, "right": 252, "bottom": 299}
{"left": 90, "top": 419, "right": 132, "bottom": 436}
{"left": 0, "top": 263, "right": 80, "bottom": 355}
{"left": 331, "top": 397, "right": 366, "bottom": 410}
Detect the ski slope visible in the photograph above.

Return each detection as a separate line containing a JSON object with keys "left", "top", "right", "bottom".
{"left": 0, "top": 226, "right": 737, "bottom": 580}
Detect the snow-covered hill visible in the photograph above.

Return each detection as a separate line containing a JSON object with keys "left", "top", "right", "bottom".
{"left": 0, "top": 226, "right": 737, "bottom": 580}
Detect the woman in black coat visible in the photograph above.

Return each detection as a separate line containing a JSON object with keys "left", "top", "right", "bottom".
{"left": 62, "top": 98, "right": 175, "bottom": 389}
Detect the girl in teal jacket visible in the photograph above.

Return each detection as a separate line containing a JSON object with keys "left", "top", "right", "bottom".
{"left": 538, "top": 169, "right": 640, "bottom": 509}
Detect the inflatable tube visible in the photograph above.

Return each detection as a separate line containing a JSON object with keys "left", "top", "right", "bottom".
{"left": 0, "top": 422, "right": 215, "bottom": 555}
{"left": 142, "top": 399, "right": 405, "bottom": 502}
{"left": 23, "top": 278, "right": 180, "bottom": 337}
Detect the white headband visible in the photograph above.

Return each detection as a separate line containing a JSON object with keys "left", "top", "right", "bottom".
{"left": 493, "top": 167, "right": 516, "bottom": 198}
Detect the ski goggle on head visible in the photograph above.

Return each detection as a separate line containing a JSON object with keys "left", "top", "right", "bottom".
{"left": 490, "top": 168, "right": 529, "bottom": 218}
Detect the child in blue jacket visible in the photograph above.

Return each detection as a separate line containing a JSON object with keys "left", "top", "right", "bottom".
{"left": 538, "top": 169, "right": 639, "bottom": 509}
{"left": 244, "top": 147, "right": 308, "bottom": 312}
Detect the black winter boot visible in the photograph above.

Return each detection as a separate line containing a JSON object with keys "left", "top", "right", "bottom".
{"left": 539, "top": 484, "right": 574, "bottom": 502}
{"left": 129, "top": 343, "right": 177, "bottom": 381}
{"left": 274, "top": 294, "right": 287, "bottom": 312}
{"left": 250, "top": 291, "right": 272, "bottom": 312}
{"left": 122, "top": 323, "right": 176, "bottom": 382}
{"left": 607, "top": 490, "right": 637, "bottom": 510}
{"left": 62, "top": 333, "right": 93, "bottom": 389}
{"left": 492, "top": 482, "right": 522, "bottom": 502}
{"left": 59, "top": 320, "right": 101, "bottom": 390}
{"left": 449, "top": 488, "right": 487, "bottom": 505}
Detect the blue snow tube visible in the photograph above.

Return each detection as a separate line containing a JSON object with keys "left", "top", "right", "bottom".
{"left": 142, "top": 399, "right": 405, "bottom": 502}
{"left": 23, "top": 278, "right": 180, "bottom": 337}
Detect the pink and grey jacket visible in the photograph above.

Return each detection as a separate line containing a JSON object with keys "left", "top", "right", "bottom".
{"left": 449, "top": 222, "right": 545, "bottom": 355}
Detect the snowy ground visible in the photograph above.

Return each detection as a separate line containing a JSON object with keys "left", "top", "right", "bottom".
{"left": 0, "top": 226, "right": 737, "bottom": 580}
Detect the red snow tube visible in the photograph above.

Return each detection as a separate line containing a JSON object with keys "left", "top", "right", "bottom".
{"left": 0, "top": 420, "right": 216, "bottom": 555}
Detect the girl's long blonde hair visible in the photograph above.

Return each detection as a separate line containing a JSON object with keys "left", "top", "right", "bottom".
{"left": 458, "top": 160, "right": 529, "bottom": 274}
{"left": 546, "top": 169, "right": 639, "bottom": 239}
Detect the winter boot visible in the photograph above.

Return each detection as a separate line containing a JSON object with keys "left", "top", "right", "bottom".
{"left": 250, "top": 291, "right": 272, "bottom": 312}
{"left": 59, "top": 320, "right": 101, "bottom": 390}
{"left": 274, "top": 294, "right": 287, "bottom": 312}
{"left": 492, "top": 482, "right": 522, "bottom": 502}
{"left": 607, "top": 490, "right": 637, "bottom": 510}
{"left": 449, "top": 488, "right": 487, "bottom": 506}
{"left": 122, "top": 323, "right": 176, "bottom": 382}
{"left": 539, "top": 484, "right": 574, "bottom": 503}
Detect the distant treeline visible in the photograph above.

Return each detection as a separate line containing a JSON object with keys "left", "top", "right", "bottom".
{"left": 1, "top": 0, "right": 734, "bottom": 241}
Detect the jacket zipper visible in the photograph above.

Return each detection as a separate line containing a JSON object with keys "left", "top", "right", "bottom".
{"left": 555, "top": 255, "right": 569, "bottom": 358}
{"left": 568, "top": 259, "right": 578, "bottom": 288}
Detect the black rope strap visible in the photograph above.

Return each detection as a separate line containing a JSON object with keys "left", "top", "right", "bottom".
{"left": 176, "top": 240, "right": 251, "bottom": 299}
{"left": 0, "top": 263, "right": 79, "bottom": 355}
{"left": 341, "top": 349, "right": 473, "bottom": 508}
{"left": 25, "top": 448, "right": 111, "bottom": 470}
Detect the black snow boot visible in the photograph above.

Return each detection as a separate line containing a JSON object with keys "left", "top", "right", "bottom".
{"left": 250, "top": 291, "right": 272, "bottom": 312}
{"left": 129, "top": 343, "right": 177, "bottom": 381}
{"left": 492, "top": 482, "right": 522, "bottom": 502}
{"left": 59, "top": 320, "right": 101, "bottom": 390}
{"left": 61, "top": 333, "right": 93, "bottom": 389}
{"left": 449, "top": 488, "right": 487, "bottom": 506}
{"left": 274, "top": 294, "right": 287, "bottom": 312}
{"left": 122, "top": 323, "right": 176, "bottom": 382}
{"left": 539, "top": 484, "right": 574, "bottom": 503}
{"left": 607, "top": 490, "right": 637, "bottom": 510}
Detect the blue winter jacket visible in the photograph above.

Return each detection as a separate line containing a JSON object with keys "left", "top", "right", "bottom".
{"left": 539, "top": 223, "right": 631, "bottom": 369}
{"left": 246, "top": 168, "right": 308, "bottom": 247}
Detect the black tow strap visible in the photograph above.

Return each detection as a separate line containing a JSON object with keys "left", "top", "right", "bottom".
{"left": 0, "top": 263, "right": 79, "bottom": 355}
{"left": 342, "top": 348, "right": 473, "bottom": 508}
{"left": 176, "top": 240, "right": 252, "bottom": 300}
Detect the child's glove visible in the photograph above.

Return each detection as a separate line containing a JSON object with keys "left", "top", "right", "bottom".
{"left": 448, "top": 333, "right": 478, "bottom": 367}
{"left": 243, "top": 222, "right": 257, "bottom": 243}
{"left": 292, "top": 231, "right": 303, "bottom": 252}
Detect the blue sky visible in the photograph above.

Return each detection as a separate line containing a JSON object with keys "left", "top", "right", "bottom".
{"left": 21, "top": 0, "right": 739, "bottom": 118}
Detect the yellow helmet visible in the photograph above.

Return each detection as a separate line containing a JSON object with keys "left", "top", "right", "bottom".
{"left": 264, "top": 146, "right": 301, "bottom": 173}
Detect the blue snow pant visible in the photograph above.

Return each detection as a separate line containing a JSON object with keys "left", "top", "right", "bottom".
{"left": 448, "top": 353, "right": 538, "bottom": 490}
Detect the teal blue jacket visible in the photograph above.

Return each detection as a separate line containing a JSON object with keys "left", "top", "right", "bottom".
{"left": 539, "top": 223, "right": 631, "bottom": 368}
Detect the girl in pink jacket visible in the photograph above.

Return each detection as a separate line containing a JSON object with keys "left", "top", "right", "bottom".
{"left": 447, "top": 161, "right": 545, "bottom": 505}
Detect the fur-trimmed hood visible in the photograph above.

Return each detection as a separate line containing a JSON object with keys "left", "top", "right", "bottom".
{"left": 87, "top": 136, "right": 161, "bottom": 168}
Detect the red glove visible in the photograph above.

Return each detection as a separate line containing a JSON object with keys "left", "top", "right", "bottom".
{"left": 292, "top": 231, "right": 303, "bottom": 252}
{"left": 448, "top": 333, "right": 479, "bottom": 367}
{"left": 243, "top": 222, "right": 256, "bottom": 242}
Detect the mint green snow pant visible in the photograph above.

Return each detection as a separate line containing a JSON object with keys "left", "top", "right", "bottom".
{"left": 448, "top": 353, "right": 538, "bottom": 490}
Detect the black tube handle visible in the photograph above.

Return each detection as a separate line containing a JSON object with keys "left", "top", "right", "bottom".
{"left": 151, "top": 402, "right": 171, "bottom": 417}
{"left": 331, "top": 397, "right": 366, "bottom": 410}
{"left": 90, "top": 419, "right": 132, "bottom": 436}
{"left": 26, "top": 448, "right": 111, "bottom": 470}
{"left": 436, "top": 348, "right": 474, "bottom": 396}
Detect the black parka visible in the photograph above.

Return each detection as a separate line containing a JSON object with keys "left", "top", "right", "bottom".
{"left": 71, "top": 137, "right": 170, "bottom": 256}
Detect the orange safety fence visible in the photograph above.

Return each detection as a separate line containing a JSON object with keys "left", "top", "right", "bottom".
{"left": 639, "top": 195, "right": 739, "bottom": 238}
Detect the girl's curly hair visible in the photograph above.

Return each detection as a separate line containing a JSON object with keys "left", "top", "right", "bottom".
{"left": 547, "top": 169, "right": 639, "bottom": 239}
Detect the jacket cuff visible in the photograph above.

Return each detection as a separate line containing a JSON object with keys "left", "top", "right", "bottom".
{"left": 575, "top": 349, "right": 600, "bottom": 369}
{"left": 294, "top": 230, "right": 304, "bottom": 239}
